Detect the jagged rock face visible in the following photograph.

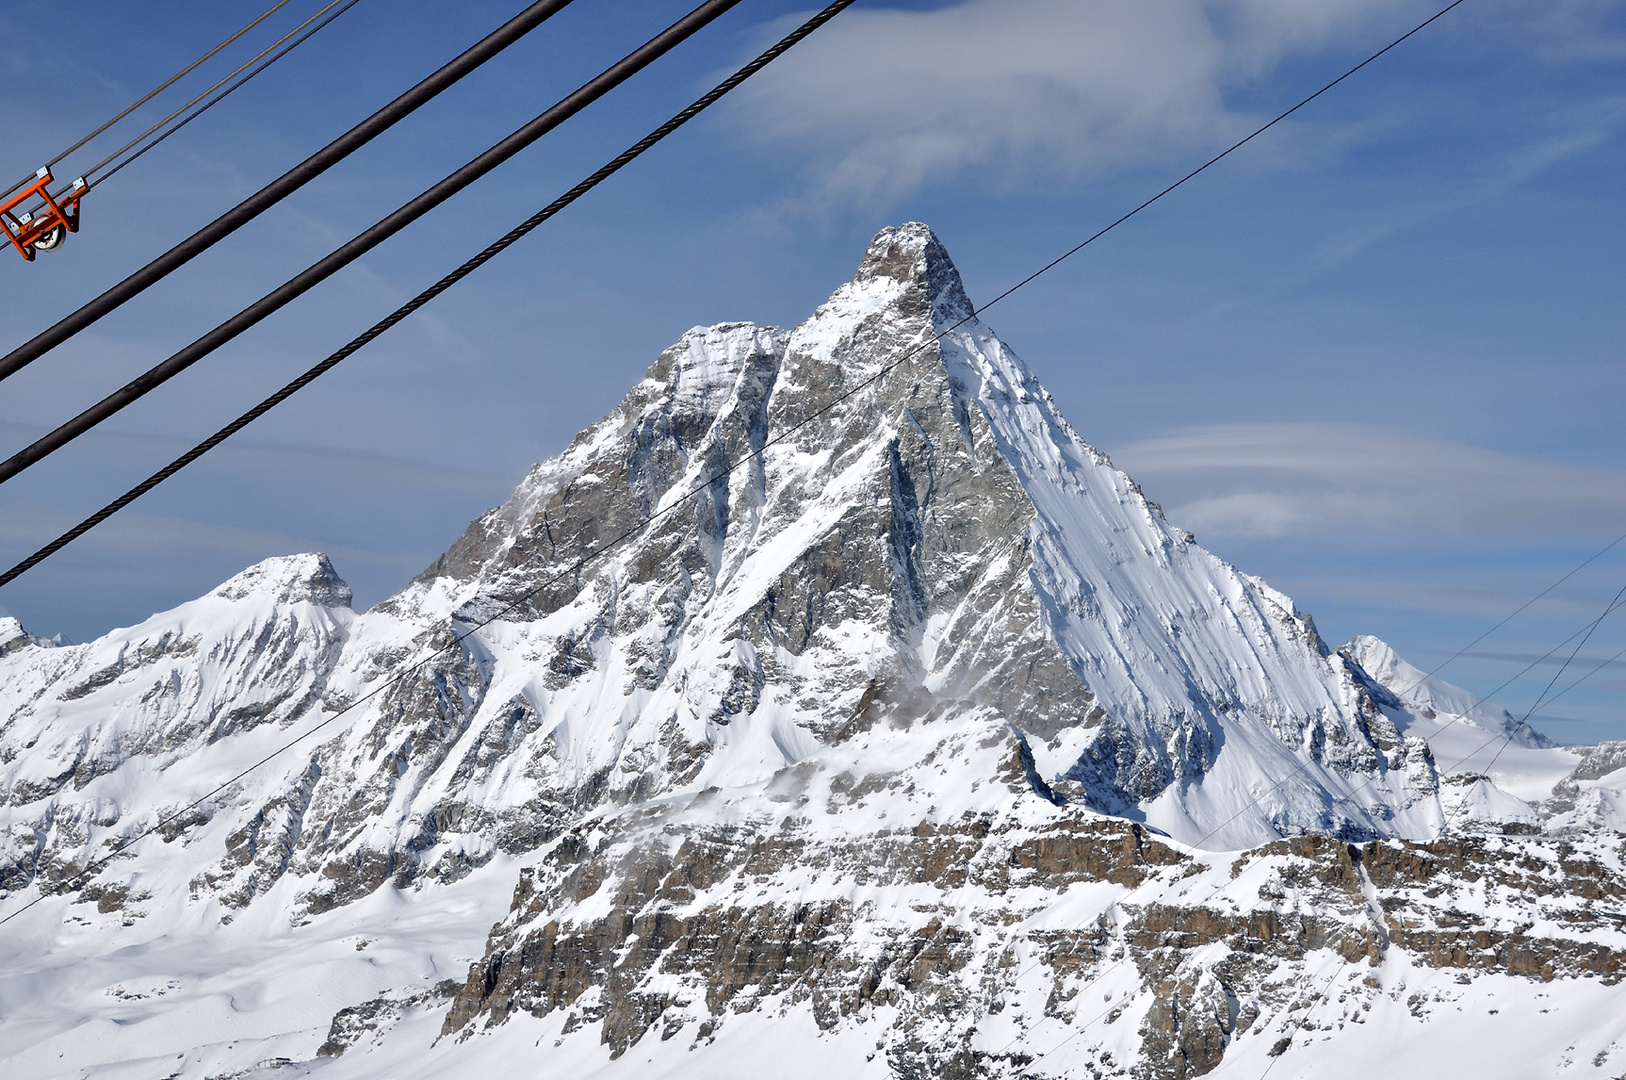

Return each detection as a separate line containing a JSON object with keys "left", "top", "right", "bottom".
{"left": 2, "top": 224, "right": 1623, "bottom": 1080}
{"left": 440, "top": 781, "right": 1626, "bottom": 1080}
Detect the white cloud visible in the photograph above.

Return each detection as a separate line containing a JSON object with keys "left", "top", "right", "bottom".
{"left": 1107, "top": 422, "right": 1626, "bottom": 542}
{"left": 736, "top": 0, "right": 1421, "bottom": 200}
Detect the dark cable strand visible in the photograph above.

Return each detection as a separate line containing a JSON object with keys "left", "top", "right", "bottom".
{"left": 1454, "top": 584, "right": 1626, "bottom": 812}
{"left": 1382, "top": 529, "right": 1626, "bottom": 703}
{"left": 1528, "top": 641, "right": 1626, "bottom": 716}
{"left": 0, "top": 0, "right": 857, "bottom": 585}
{"left": 1518, "top": 582, "right": 1626, "bottom": 727}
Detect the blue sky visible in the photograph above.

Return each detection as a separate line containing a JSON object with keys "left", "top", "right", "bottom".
{"left": 1, "top": 0, "right": 1623, "bottom": 742}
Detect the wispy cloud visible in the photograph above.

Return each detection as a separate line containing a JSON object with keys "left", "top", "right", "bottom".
{"left": 732, "top": 0, "right": 1626, "bottom": 206}
{"left": 1109, "top": 422, "right": 1626, "bottom": 542}
{"left": 732, "top": 0, "right": 1421, "bottom": 201}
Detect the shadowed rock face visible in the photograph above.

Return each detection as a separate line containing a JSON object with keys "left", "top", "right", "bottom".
{"left": 2, "top": 225, "right": 1620, "bottom": 1079}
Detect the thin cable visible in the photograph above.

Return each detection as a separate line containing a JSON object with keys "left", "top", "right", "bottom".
{"left": 1526, "top": 641, "right": 1626, "bottom": 717}
{"left": 2, "top": 0, "right": 293, "bottom": 200}
{"left": 0, "top": 0, "right": 859, "bottom": 930}
{"left": 8, "top": 0, "right": 356, "bottom": 224}
{"left": 1379, "top": 529, "right": 1626, "bottom": 702}
{"left": 0, "top": 0, "right": 743, "bottom": 484}
{"left": 968, "top": 0, "right": 1472, "bottom": 324}
{"left": 0, "top": 0, "right": 582, "bottom": 386}
{"left": 93, "top": 0, "right": 365, "bottom": 190}
{"left": 81, "top": 0, "right": 357, "bottom": 188}
{"left": 1518, "top": 582, "right": 1626, "bottom": 727}
{"left": 1455, "top": 582, "right": 1626, "bottom": 813}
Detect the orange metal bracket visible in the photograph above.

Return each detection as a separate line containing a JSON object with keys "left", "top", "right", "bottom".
{"left": 1, "top": 168, "right": 85, "bottom": 261}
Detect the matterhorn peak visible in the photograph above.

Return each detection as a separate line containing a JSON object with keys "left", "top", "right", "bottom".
{"left": 849, "top": 221, "right": 975, "bottom": 324}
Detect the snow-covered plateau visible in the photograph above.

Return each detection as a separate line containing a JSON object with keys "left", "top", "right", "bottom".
{"left": 2, "top": 224, "right": 1623, "bottom": 1079}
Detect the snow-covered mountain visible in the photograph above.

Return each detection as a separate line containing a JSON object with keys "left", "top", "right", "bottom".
{"left": 2, "top": 224, "right": 1622, "bottom": 1079}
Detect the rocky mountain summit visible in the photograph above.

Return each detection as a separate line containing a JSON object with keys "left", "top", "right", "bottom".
{"left": 2, "top": 225, "right": 1623, "bottom": 1079}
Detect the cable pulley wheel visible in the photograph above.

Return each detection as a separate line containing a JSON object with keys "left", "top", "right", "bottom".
{"left": 32, "top": 223, "right": 67, "bottom": 252}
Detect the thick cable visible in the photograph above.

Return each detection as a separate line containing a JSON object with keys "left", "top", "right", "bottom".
{"left": 0, "top": 0, "right": 582, "bottom": 385}
{"left": 0, "top": 0, "right": 740, "bottom": 485}
{"left": 2, "top": 0, "right": 293, "bottom": 200}
{"left": 0, "top": 0, "right": 857, "bottom": 932}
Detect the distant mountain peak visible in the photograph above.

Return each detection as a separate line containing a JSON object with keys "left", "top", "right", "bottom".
{"left": 210, "top": 552, "right": 353, "bottom": 608}
{"left": 849, "top": 221, "right": 975, "bottom": 324}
